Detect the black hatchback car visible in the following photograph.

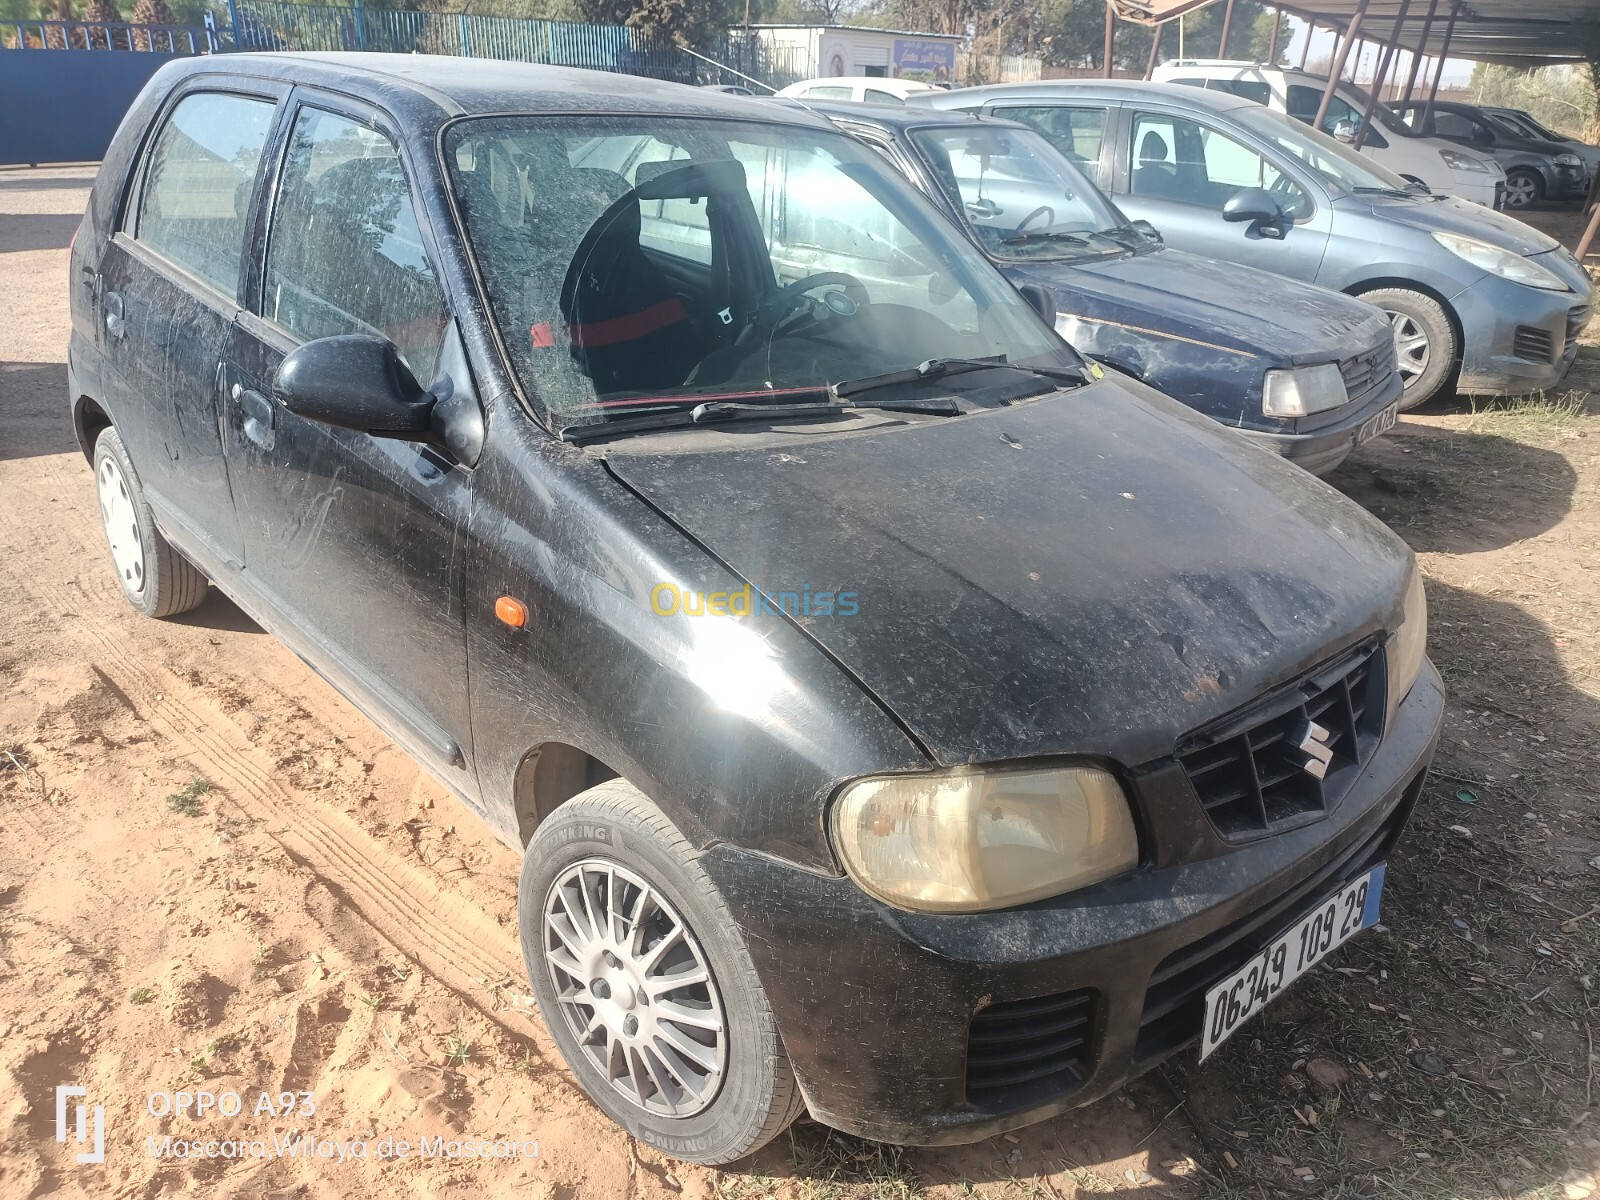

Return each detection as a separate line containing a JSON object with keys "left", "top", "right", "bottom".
{"left": 804, "top": 101, "right": 1402, "bottom": 476}
{"left": 1392, "top": 100, "right": 1589, "bottom": 209}
{"left": 70, "top": 53, "right": 1442, "bottom": 1164}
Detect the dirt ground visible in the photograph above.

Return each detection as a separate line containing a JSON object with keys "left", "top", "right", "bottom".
{"left": 1, "top": 166, "right": 1597, "bottom": 1200}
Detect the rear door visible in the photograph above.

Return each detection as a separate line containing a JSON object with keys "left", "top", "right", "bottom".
{"left": 1114, "top": 107, "right": 1331, "bottom": 281}
{"left": 95, "top": 84, "right": 285, "bottom": 573}
{"left": 218, "top": 91, "right": 479, "bottom": 789}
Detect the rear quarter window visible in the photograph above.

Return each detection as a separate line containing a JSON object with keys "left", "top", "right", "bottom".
{"left": 131, "top": 92, "right": 276, "bottom": 296}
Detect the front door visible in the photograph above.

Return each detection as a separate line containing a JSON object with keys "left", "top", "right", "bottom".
{"left": 1114, "top": 109, "right": 1332, "bottom": 283}
{"left": 95, "top": 87, "right": 282, "bottom": 572}
{"left": 219, "top": 95, "right": 478, "bottom": 791}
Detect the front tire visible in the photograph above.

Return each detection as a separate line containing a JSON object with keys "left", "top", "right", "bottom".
{"left": 1359, "top": 287, "right": 1458, "bottom": 410}
{"left": 519, "top": 781, "right": 804, "bottom": 1164}
{"left": 92, "top": 427, "right": 208, "bottom": 618}
{"left": 1503, "top": 169, "right": 1542, "bottom": 210}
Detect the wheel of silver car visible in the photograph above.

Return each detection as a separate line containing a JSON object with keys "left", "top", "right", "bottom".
{"left": 1503, "top": 169, "right": 1542, "bottom": 210}
{"left": 519, "top": 780, "right": 804, "bottom": 1164}
{"left": 91, "top": 427, "right": 208, "bottom": 618}
{"left": 1358, "top": 286, "right": 1458, "bottom": 410}
{"left": 541, "top": 858, "right": 727, "bottom": 1117}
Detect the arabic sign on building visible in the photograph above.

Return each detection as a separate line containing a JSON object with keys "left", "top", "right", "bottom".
{"left": 891, "top": 38, "right": 955, "bottom": 82}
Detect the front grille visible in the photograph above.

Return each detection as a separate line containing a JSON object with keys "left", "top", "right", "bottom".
{"left": 1568, "top": 305, "right": 1592, "bottom": 343}
{"left": 1339, "top": 338, "right": 1397, "bottom": 404}
{"left": 1178, "top": 642, "right": 1385, "bottom": 842}
{"left": 1133, "top": 779, "right": 1418, "bottom": 1064}
{"left": 1513, "top": 325, "right": 1556, "bottom": 363}
{"left": 966, "top": 989, "right": 1095, "bottom": 1107}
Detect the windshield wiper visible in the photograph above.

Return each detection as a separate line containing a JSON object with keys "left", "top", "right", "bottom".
{"left": 558, "top": 395, "right": 959, "bottom": 443}
{"left": 1000, "top": 230, "right": 1093, "bottom": 247}
{"left": 832, "top": 355, "right": 1089, "bottom": 400}
{"left": 1351, "top": 185, "right": 1428, "bottom": 199}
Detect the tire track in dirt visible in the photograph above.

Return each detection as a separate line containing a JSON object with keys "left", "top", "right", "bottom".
{"left": 0, "top": 453, "right": 542, "bottom": 1043}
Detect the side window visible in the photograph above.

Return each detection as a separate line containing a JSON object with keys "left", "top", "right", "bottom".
{"left": 264, "top": 107, "right": 449, "bottom": 384}
{"left": 864, "top": 88, "right": 904, "bottom": 105}
{"left": 1432, "top": 111, "right": 1485, "bottom": 143}
{"left": 132, "top": 92, "right": 276, "bottom": 296}
{"left": 993, "top": 105, "right": 1107, "bottom": 170}
{"left": 1208, "top": 79, "right": 1271, "bottom": 106}
{"left": 1130, "top": 111, "right": 1310, "bottom": 217}
{"left": 1286, "top": 85, "right": 1359, "bottom": 135}
{"left": 804, "top": 86, "right": 852, "bottom": 100}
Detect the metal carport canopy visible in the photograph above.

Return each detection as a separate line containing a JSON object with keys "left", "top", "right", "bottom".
{"left": 1108, "top": 0, "right": 1595, "bottom": 65}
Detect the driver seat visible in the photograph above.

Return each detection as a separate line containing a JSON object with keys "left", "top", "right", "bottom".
{"left": 558, "top": 192, "right": 705, "bottom": 396}
{"left": 1133, "top": 130, "right": 1180, "bottom": 198}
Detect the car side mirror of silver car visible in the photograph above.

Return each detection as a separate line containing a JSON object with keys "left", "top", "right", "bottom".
{"left": 1222, "top": 187, "right": 1288, "bottom": 240}
{"left": 274, "top": 334, "right": 443, "bottom": 445}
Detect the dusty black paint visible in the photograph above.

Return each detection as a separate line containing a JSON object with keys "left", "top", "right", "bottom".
{"left": 68, "top": 53, "right": 1441, "bottom": 1146}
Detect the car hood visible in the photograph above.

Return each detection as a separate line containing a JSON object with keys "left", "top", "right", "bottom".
{"left": 1353, "top": 192, "right": 1560, "bottom": 256}
{"left": 605, "top": 380, "right": 1412, "bottom": 768}
{"left": 1004, "top": 246, "right": 1384, "bottom": 364}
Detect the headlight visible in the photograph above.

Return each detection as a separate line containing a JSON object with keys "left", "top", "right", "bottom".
{"left": 1262, "top": 362, "right": 1348, "bottom": 417}
{"left": 830, "top": 764, "right": 1139, "bottom": 913}
{"left": 1385, "top": 565, "right": 1428, "bottom": 729}
{"left": 1555, "top": 152, "right": 1583, "bottom": 167}
{"left": 1431, "top": 231, "right": 1568, "bottom": 291}
{"left": 1439, "top": 149, "right": 1489, "bottom": 173}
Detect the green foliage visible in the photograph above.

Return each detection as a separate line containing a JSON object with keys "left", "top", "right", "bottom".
{"left": 574, "top": 0, "right": 741, "bottom": 45}
{"left": 1468, "top": 62, "right": 1598, "bottom": 143}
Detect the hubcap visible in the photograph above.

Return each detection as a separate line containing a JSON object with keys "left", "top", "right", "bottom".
{"left": 1505, "top": 176, "right": 1537, "bottom": 208}
{"left": 97, "top": 455, "right": 145, "bottom": 595}
{"left": 1386, "top": 309, "right": 1432, "bottom": 388}
{"left": 542, "top": 860, "right": 727, "bottom": 1118}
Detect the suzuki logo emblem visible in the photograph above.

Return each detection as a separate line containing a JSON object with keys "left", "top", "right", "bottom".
{"left": 1294, "top": 720, "right": 1336, "bottom": 780}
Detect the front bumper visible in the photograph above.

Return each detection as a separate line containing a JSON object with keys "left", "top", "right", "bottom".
{"left": 1239, "top": 369, "right": 1403, "bottom": 476}
{"left": 702, "top": 662, "right": 1445, "bottom": 1145}
{"left": 1549, "top": 166, "right": 1589, "bottom": 201}
{"left": 1454, "top": 270, "right": 1593, "bottom": 395}
{"left": 1447, "top": 172, "right": 1501, "bottom": 208}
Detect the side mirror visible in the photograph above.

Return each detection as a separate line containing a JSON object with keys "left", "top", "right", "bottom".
{"left": 1017, "top": 282, "right": 1057, "bottom": 326}
{"left": 1222, "top": 187, "right": 1288, "bottom": 239}
{"left": 1128, "top": 218, "right": 1162, "bottom": 244}
{"left": 273, "top": 335, "right": 439, "bottom": 442}
{"left": 1331, "top": 119, "right": 1359, "bottom": 143}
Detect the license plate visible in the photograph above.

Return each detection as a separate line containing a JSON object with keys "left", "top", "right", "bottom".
{"left": 1199, "top": 864, "right": 1385, "bottom": 1061}
{"left": 1354, "top": 403, "right": 1398, "bottom": 448}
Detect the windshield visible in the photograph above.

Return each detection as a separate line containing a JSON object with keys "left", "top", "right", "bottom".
{"left": 1232, "top": 105, "right": 1416, "bottom": 194}
{"left": 446, "top": 116, "right": 1073, "bottom": 427}
{"left": 908, "top": 124, "right": 1133, "bottom": 263}
{"left": 1506, "top": 110, "right": 1567, "bottom": 142}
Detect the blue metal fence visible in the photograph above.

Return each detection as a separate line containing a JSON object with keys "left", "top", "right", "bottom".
{"left": 1, "top": 18, "right": 213, "bottom": 53}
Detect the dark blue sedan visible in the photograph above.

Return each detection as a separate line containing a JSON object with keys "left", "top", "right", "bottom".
{"left": 804, "top": 101, "right": 1402, "bottom": 475}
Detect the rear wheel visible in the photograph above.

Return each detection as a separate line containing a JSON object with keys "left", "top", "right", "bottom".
{"left": 1358, "top": 287, "right": 1457, "bottom": 410}
{"left": 1503, "top": 169, "right": 1542, "bottom": 210}
{"left": 92, "top": 427, "right": 208, "bottom": 618}
{"left": 519, "top": 781, "right": 804, "bottom": 1164}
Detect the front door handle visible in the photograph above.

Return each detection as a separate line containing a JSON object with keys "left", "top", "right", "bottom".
{"left": 104, "top": 290, "right": 125, "bottom": 339}
{"left": 232, "top": 382, "right": 276, "bottom": 450}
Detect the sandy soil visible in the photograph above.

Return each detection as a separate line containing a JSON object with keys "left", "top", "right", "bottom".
{"left": 1, "top": 167, "right": 1596, "bottom": 1200}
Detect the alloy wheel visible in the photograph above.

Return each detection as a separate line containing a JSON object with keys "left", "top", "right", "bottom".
{"left": 542, "top": 859, "right": 727, "bottom": 1118}
{"left": 97, "top": 454, "right": 145, "bottom": 595}
{"left": 1504, "top": 175, "right": 1538, "bottom": 209}
{"left": 1386, "top": 309, "right": 1432, "bottom": 388}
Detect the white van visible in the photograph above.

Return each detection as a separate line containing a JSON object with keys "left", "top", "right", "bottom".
{"left": 776, "top": 76, "right": 942, "bottom": 104}
{"left": 1154, "top": 60, "right": 1505, "bottom": 206}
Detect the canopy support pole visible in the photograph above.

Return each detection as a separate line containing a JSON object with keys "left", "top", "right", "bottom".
{"left": 1421, "top": 0, "right": 1458, "bottom": 129}
{"left": 1218, "top": 0, "right": 1236, "bottom": 58}
{"left": 1267, "top": 8, "right": 1281, "bottom": 61}
{"left": 1400, "top": 0, "right": 1439, "bottom": 103}
{"left": 1313, "top": 0, "right": 1368, "bottom": 134}
{"left": 1354, "top": 0, "right": 1411, "bottom": 149}
{"left": 1104, "top": 1, "right": 1115, "bottom": 78}
{"left": 1298, "top": 18, "right": 1313, "bottom": 67}
{"left": 1144, "top": 20, "right": 1164, "bottom": 79}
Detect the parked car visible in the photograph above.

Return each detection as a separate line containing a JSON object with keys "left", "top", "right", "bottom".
{"left": 1390, "top": 99, "right": 1589, "bottom": 209}
{"left": 804, "top": 100, "right": 1401, "bottom": 474}
{"left": 72, "top": 52, "right": 1443, "bottom": 1164}
{"left": 777, "top": 75, "right": 939, "bottom": 104}
{"left": 700, "top": 82, "right": 755, "bottom": 96}
{"left": 1151, "top": 60, "right": 1505, "bottom": 206}
{"left": 916, "top": 80, "right": 1594, "bottom": 407}
{"left": 1484, "top": 106, "right": 1600, "bottom": 179}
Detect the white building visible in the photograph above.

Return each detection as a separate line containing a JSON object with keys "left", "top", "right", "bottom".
{"left": 747, "top": 24, "right": 963, "bottom": 84}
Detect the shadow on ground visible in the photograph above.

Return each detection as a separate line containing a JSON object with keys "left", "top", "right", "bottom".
{"left": 0, "top": 212, "right": 83, "bottom": 254}
{"left": 0, "top": 363, "right": 77, "bottom": 460}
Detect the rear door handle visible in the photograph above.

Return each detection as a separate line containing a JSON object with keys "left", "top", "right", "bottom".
{"left": 104, "top": 290, "right": 125, "bottom": 339}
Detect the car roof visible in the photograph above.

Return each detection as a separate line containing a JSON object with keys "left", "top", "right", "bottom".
{"left": 915, "top": 78, "right": 1258, "bottom": 112}
{"left": 166, "top": 52, "right": 834, "bottom": 127}
{"left": 789, "top": 98, "right": 1026, "bottom": 133}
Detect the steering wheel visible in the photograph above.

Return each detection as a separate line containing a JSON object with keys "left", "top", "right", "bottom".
{"left": 1011, "top": 205, "right": 1055, "bottom": 238}
{"left": 739, "top": 272, "right": 870, "bottom": 345}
